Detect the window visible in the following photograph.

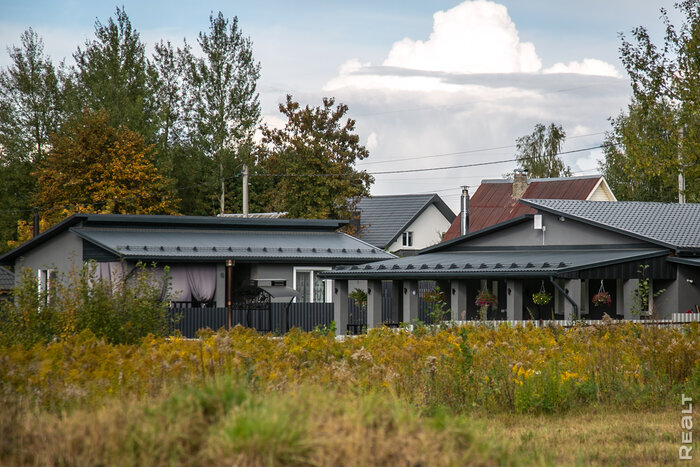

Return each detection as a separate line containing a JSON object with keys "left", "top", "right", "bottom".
{"left": 402, "top": 231, "right": 413, "bottom": 247}
{"left": 293, "top": 267, "right": 331, "bottom": 303}
{"left": 37, "top": 269, "right": 57, "bottom": 305}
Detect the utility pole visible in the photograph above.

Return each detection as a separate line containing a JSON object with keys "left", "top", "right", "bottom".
{"left": 242, "top": 164, "right": 249, "bottom": 217}
{"left": 220, "top": 160, "right": 225, "bottom": 215}
{"left": 679, "top": 126, "right": 686, "bottom": 204}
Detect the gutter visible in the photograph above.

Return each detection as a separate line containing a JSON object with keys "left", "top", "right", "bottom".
{"left": 549, "top": 276, "right": 578, "bottom": 319}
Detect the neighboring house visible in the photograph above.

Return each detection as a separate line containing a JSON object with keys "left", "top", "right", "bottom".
{"left": 443, "top": 172, "right": 616, "bottom": 241}
{"left": 0, "top": 266, "right": 13, "bottom": 301}
{"left": 0, "top": 214, "right": 395, "bottom": 309}
{"left": 323, "top": 200, "right": 700, "bottom": 334}
{"left": 356, "top": 194, "right": 455, "bottom": 255}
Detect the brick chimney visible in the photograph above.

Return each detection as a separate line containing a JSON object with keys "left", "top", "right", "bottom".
{"left": 512, "top": 169, "right": 528, "bottom": 199}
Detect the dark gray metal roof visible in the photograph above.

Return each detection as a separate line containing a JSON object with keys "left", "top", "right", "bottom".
{"left": 666, "top": 256, "right": 700, "bottom": 268}
{"left": 0, "top": 266, "right": 13, "bottom": 290}
{"left": 320, "top": 248, "right": 668, "bottom": 279}
{"left": 357, "top": 194, "right": 455, "bottom": 248}
{"left": 72, "top": 228, "right": 395, "bottom": 264}
{"left": 523, "top": 200, "right": 700, "bottom": 251}
{"left": 0, "top": 213, "right": 350, "bottom": 265}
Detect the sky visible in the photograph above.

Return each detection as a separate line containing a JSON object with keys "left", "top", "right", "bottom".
{"left": 0, "top": 0, "right": 682, "bottom": 212}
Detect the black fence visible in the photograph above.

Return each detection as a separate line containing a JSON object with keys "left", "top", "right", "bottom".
{"left": 170, "top": 302, "right": 334, "bottom": 338}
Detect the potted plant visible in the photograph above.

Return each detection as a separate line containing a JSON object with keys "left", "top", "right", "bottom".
{"left": 475, "top": 289, "right": 497, "bottom": 321}
{"left": 592, "top": 291, "right": 612, "bottom": 307}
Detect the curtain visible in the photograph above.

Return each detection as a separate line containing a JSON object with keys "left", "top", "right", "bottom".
{"left": 186, "top": 264, "right": 216, "bottom": 303}
{"left": 168, "top": 265, "right": 192, "bottom": 302}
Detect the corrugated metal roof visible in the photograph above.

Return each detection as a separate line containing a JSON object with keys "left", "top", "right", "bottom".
{"left": 357, "top": 194, "right": 455, "bottom": 248}
{"left": 72, "top": 228, "right": 395, "bottom": 263}
{"left": 523, "top": 199, "right": 700, "bottom": 250}
{"left": 0, "top": 266, "right": 13, "bottom": 290}
{"left": 321, "top": 248, "right": 667, "bottom": 279}
{"left": 443, "top": 176, "right": 602, "bottom": 241}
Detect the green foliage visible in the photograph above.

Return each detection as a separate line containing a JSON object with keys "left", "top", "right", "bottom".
{"left": 601, "top": 1, "right": 700, "bottom": 202}
{"left": 348, "top": 288, "right": 367, "bottom": 307}
{"left": 423, "top": 285, "right": 449, "bottom": 324}
{"left": 257, "top": 94, "right": 373, "bottom": 219}
{"left": 514, "top": 123, "right": 570, "bottom": 178}
{"left": 0, "top": 262, "right": 175, "bottom": 346}
{"left": 630, "top": 264, "right": 666, "bottom": 317}
{"left": 72, "top": 7, "right": 155, "bottom": 138}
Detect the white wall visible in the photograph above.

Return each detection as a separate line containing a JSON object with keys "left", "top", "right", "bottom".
{"left": 387, "top": 204, "right": 452, "bottom": 252}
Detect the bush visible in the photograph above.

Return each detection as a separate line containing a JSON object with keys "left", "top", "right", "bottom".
{"left": 0, "top": 262, "right": 175, "bottom": 346}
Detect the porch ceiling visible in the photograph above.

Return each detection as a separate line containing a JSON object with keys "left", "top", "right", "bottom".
{"left": 320, "top": 248, "right": 669, "bottom": 279}
{"left": 71, "top": 228, "right": 395, "bottom": 263}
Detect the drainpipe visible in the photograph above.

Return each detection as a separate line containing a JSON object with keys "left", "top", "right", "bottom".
{"left": 549, "top": 276, "right": 578, "bottom": 319}
{"left": 460, "top": 186, "right": 469, "bottom": 236}
{"left": 226, "top": 259, "right": 235, "bottom": 329}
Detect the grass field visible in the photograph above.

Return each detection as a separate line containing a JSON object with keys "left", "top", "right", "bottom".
{"left": 1, "top": 322, "right": 698, "bottom": 465}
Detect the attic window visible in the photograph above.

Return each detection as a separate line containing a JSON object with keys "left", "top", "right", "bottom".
{"left": 402, "top": 231, "right": 413, "bottom": 247}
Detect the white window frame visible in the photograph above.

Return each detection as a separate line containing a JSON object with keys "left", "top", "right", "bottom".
{"left": 37, "top": 268, "right": 57, "bottom": 305}
{"left": 402, "top": 231, "right": 414, "bottom": 247}
{"left": 292, "top": 266, "right": 332, "bottom": 303}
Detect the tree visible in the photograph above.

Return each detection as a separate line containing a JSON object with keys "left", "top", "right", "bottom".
{"left": 600, "top": 0, "right": 700, "bottom": 202}
{"left": 183, "top": 12, "right": 261, "bottom": 214}
{"left": 0, "top": 28, "right": 64, "bottom": 252}
{"left": 32, "top": 109, "right": 178, "bottom": 229}
{"left": 514, "top": 123, "right": 570, "bottom": 178}
{"left": 257, "top": 95, "right": 373, "bottom": 219}
{"left": 72, "top": 7, "right": 155, "bottom": 138}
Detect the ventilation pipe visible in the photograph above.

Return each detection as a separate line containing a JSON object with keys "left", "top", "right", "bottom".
{"left": 242, "top": 164, "right": 249, "bottom": 217}
{"left": 460, "top": 186, "right": 470, "bottom": 236}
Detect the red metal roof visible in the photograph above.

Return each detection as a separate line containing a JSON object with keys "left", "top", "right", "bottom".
{"left": 442, "top": 176, "right": 602, "bottom": 242}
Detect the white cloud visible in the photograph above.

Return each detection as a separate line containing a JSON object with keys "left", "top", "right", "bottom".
{"left": 544, "top": 58, "right": 621, "bottom": 78}
{"left": 366, "top": 132, "right": 379, "bottom": 151}
{"left": 383, "top": 0, "right": 541, "bottom": 74}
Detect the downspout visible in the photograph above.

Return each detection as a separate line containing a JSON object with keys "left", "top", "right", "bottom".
{"left": 549, "top": 276, "right": 578, "bottom": 319}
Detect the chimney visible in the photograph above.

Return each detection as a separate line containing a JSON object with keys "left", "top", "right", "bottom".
{"left": 32, "top": 208, "right": 39, "bottom": 238}
{"left": 460, "top": 186, "right": 470, "bottom": 236}
{"left": 512, "top": 169, "right": 528, "bottom": 199}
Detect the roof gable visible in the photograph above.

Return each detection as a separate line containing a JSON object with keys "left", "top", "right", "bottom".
{"left": 522, "top": 199, "right": 700, "bottom": 251}
{"left": 357, "top": 194, "right": 455, "bottom": 248}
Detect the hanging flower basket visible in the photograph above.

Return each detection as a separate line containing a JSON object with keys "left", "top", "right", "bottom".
{"left": 475, "top": 289, "right": 497, "bottom": 308}
{"left": 532, "top": 291, "right": 552, "bottom": 305}
{"left": 592, "top": 291, "right": 612, "bottom": 307}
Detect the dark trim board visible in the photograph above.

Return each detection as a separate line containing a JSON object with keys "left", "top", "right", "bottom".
{"left": 559, "top": 255, "right": 676, "bottom": 280}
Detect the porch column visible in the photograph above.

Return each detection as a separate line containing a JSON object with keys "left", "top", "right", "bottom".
{"left": 391, "top": 281, "right": 403, "bottom": 324}
{"left": 215, "top": 263, "right": 226, "bottom": 308}
{"left": 450, "top": 279, "right": 467, "bottom": 321}
{"left": 402, "top": 279, "right": 419, "bottom": 323}
{"left": 563, "top": 279, "right": 581, "bottom": 321}
{"left": 506, "top": 279, "right": 523, "bottom": 321}
{"left": 622, "top": 279, "right": 639, "bottom": 320}
{"left": 333, "top": 279, "right": 349, "bottom": 336}
{"left": 367, "top": 280, "right": 383, "bottom": 329}
{"left": 616, "top": 280, "right": 624, "bottom": 319}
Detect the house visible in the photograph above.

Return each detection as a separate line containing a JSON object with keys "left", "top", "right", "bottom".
{"left": 322, "top": 200, "right": 700, "bottom": 334}
{"left": 355, "top": 194, "right": 455, "bottom": 255}
{"left": 443, "top": 172, "right": 616, "bottom": 241}
{"left": 0, "top": 214, "right": 395, "bottom": 311}
{"left": 0, "top": 266, "right": 13, "bottom": 301}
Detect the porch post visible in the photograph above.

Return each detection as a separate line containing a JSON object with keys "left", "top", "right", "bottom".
{"left": 333, "top": 279, "right": 349, "bottom": 336}
{"left": 450, "top": 279, "right": 467, "bottom": 321}
{"left": 391, "top": 281, "right": 403, "bottom": 324}
{"left": 622, "top": 279, "right": 639, "bottom": 320}
{"left": 563, "top": 279, "right": 581, "bottom": 321}
{"left": 367, "top": 279, "right": 383, "bottom": 329}
{"left": 506, "top": 279, "right": 523, "bottom": 321}
{"left": 402, "top": 279, "right": 419, "bottom": 323}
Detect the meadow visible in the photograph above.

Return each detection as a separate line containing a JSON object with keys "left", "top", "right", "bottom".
{"left": 1, "top": 322, "right": 698, "bottom": 465}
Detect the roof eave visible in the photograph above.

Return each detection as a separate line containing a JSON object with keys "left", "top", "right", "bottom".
{"left": 0, "top": 214, "right": 88, "bottom": 265}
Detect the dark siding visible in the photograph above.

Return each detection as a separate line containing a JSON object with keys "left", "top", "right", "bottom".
{"left": 83, "top": 240, "right": 120, "bottom": 262}
{"left": 560, "top": 256, "right": 675, "bottom": 280}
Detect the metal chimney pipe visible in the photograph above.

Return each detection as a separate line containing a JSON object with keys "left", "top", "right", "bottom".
{"left": 460, "top": 186, "right": 470, "bottom": 236}
{"left": 242, "top": 165, "right": 249, "bottom": 217}
{"left": 32, "top": 208, "right": 39, "bottom": 238}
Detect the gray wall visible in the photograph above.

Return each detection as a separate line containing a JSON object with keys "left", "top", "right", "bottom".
{"left": 250, "top": 263, "right": 295, "bottom": 303}
{"left": 677, "top": 265, "right": 700, "bottom": 314}
{"left": 14, "top": 230, "right": 83, "bottom": 285}
{"left": 457, "top": 214, "right": 639, "bottom": 248}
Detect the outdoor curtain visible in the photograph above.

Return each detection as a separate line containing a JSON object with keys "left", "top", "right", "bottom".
{"left": 168, "top": 265, "right": 192, "bottom": 302}
{"left": 185, "top": 264, "right": 217, "bottom": 303}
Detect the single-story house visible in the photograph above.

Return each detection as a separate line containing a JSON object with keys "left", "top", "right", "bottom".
{"left": 322, "top": 199, "right": 700, "bottom": 334}
{"left": 355, "top": 194, "right": 455, "bottom": 256}
{"left": 0, "top": 214, "right": 395, "bottom": 309}
{"left": 443, "top": 172, "right": 616, "bottom": 241}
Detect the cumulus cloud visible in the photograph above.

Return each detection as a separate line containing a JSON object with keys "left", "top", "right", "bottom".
{"left": 383, "top": 0, "right": 541, "bottom": 74}
{"left": 544, "top": 59, "right": 621, "bottom": 78}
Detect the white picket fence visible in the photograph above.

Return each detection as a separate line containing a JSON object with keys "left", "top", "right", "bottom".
{"left": 448, "top": 315, "right": 700, "bottom": 329}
